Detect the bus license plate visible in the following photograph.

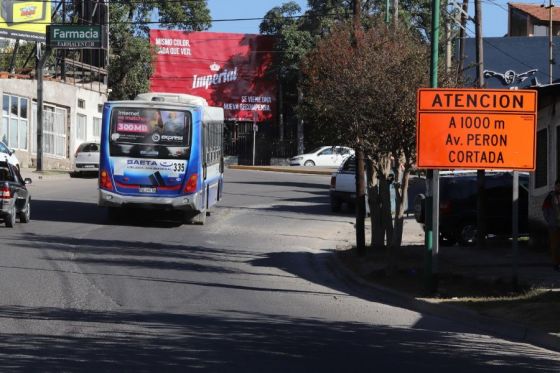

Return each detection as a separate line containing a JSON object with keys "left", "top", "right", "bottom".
{"left": 139, "top": 187, "right": 156, "bottom": 193}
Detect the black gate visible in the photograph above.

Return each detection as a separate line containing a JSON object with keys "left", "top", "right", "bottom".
{"left": 224, "top": 121, "right": 297, "bottom": 165}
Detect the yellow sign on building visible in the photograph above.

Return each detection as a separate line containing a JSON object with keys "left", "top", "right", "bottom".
{"left": 0, "top": 0, "right": 51, "bottom": 41}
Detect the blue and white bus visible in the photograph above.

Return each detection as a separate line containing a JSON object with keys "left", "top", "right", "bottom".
{"left": 98, "top": 93, "right": 224, "bottom": 224}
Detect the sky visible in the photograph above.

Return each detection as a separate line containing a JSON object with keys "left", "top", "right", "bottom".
{"left": 206, "top": 0, "right": 547, "bottom": 38}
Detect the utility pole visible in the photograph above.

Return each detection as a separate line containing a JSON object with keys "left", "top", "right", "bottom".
{"left": 393, "top": 0, "right": 399, "bottom": 27}
{"left": 36, "top": 42, "right": 43, "bottom": 172}
{"left": 475, "top": 0, "right": 487, "bottom": 248}
{"left": 425, "top": 0, "right": 440, "bottom": 294}
{"left": 297, "top": 71, "right": 304, "bottom": 155}
{"left": 446, "top": 1, "right": 452, "bottom": 72}
{"left": 353, "top": 0, "right": 366, "bottom": 256}
{"left": 386, "top": 0, "right": 390, "bottom": 23}
{"left": 457, "top": 0, "right": 469, "bottom": 75}
{"left": 540, "top": 0, "right": 555, "bottom": 83}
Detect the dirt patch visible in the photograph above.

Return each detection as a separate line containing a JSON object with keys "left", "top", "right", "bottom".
{"left": 337, "top": 246, "right": 560, "bottom": 335}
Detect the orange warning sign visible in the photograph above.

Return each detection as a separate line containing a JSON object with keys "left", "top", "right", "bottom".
{"left": 416, "top": 88, "right": 537, "bottom": 170}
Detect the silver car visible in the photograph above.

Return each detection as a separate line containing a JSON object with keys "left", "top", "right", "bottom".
{"left": 74, "top": 142, "right": 100, "bottom": 175}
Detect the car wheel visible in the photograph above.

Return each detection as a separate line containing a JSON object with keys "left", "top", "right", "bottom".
{"left": 330, "top": 197, "right": 341, "bottom": 212}
{"left": 5, "top": 205, "right": 16, "bottom": 227}
{"left": 304, "top": 160, "right": 315, "bottom": 166}
{"left": 458, "top": 223, "right": 477, "bottom": 246}
{"left": 19, "top": 200, "right": 30, "bottom": 223}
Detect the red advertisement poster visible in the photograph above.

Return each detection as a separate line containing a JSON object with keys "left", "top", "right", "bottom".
{"left": 150, "top": 30, "right": 276, "bottom": 123}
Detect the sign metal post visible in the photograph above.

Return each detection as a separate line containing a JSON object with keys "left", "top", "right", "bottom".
{"left": 252, "top": 111, "right": 258, "bottom": 166}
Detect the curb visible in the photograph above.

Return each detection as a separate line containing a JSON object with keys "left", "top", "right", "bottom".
{"left": 227, "top": 165, "right": 334, "bottom": 175}
{"left": 327, "top": 252, "right": 560, "bottom": 353}
{"left": 21, "top": 169, "right": 71, "bottom": 181}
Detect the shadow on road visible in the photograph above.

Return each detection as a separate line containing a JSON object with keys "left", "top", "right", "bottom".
{"left": 32, "top": 199, "right": 185, "bottom": 228}
{"left": 0, "top": 305, "right": 557, "bottom": 371}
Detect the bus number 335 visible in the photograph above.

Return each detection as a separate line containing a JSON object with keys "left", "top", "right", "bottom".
{"left": 173, "top": 163, "right": 185, "bottom": 172}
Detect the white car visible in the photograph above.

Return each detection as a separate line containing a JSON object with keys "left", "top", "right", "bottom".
{"left": 73, "top": 142, "right": 100, "bottom": 175}
{"left": 0, "top": 140, "right": 20, "bottom": 170}
{"left": 290, "top": 146, "right": 354, "bottom": 167}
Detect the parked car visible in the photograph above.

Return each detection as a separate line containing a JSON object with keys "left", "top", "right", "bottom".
{"left": 329, "top": 155, "right": 425, "bottom": 214}
{"left": 414, "top": 171, "right": 529, "bottom": 246}
{"left": 0, "top": 157, "right": 31, "bottom": 227}
{"left": 290, "top": 146, "right": 354, "bottom": 167}
{"left": 329, "top": 155, "right": 357, "bottom": 212}
{"left": 0, "top": 140, "right": 20, "bottom": 170}
{"left": 73, "top": 142, "right": 100, "bottom": 175}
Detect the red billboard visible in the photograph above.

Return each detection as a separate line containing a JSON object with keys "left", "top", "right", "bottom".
{"left": 150, "top": 30, "right": 276, "bottom": 123}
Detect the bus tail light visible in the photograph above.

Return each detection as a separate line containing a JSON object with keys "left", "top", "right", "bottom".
{"left": 1, "top": 183, "right": 11, "bottom": 199}
{"left": 99, "top": 169, "right": 113, "bottom": 191}
{"left": 184, "top": 173, "right": 198, "bottom": 193}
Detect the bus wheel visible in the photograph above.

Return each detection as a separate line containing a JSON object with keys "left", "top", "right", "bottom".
{"left": 107, "top": 207, "right": 122, "bottom": 222}
{"left": 185, "top": 211, "right": 206, "bottom": 225}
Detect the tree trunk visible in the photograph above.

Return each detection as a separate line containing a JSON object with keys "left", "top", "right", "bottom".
{"left": 367, "top": 159, "right": 384, "bottom": 249}
{"left": 356, "top": 149, "right": 366, "bottom": 255}
{"left": 392, "top": 167, "right": 410, "bottom": 250}
{"left": 378, "top": 156, "right": 394, "bottom": 272}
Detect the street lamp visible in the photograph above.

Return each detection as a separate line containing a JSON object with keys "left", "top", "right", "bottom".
{"left": 542, "top": 0, "right": 555, "bottom": 84}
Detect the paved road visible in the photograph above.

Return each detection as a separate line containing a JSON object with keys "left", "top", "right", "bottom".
{"left": 0, "top": 169, "right": 558, "bottom": 371}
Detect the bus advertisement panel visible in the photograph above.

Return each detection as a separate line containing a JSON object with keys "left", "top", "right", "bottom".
{"left": 108, "top": 107, "right": 191, "bottom": 194}
{"left": 149, "top": 30, "right": 275, "bottom": 123}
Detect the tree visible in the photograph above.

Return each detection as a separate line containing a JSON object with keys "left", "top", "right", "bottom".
{"left": 301, "top": 20, "right": 435, "bottom": 270}
{"left": 108, "top": 1, "right": 211, "bottom": 100}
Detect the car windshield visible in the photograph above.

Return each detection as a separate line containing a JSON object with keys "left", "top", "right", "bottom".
{"left": 0, "top": 166, "right": 13, "bottom": 181}
{"left": 0, "top": 142, "right": 9, "bottom": 154}
{"left": 109, "top": 107, "right": 192, "bottom": 160}
{"left": 77, "top": 143, "right": 99, "bottom": 153}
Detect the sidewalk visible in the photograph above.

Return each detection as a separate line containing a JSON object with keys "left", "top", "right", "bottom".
{"left": 333, "top": 217, "right": 560, "bottom": 352}
{"left": 227, "top": 165, "right": 336, "bottom": 175}
{"left": 20, "top": 167, "right": 71, "bottom": 181}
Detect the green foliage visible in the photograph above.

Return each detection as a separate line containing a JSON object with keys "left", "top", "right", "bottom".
{"left": 300, "top": 20, "right": 430, "bottom": 163}
{"left": 0, "top": 42, "right": 36, "bottom": 73}
{"left": 260, "top": 2, "right": 313, "bottom": 80}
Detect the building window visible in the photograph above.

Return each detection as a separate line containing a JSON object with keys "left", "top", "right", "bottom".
{"left": 78, "top": 99, "right": 85, "bottom": 109}
{"left": 97, "top": 104, "right": 103, "bottom": 113}
{"left": 2, "top": 94, "right": 29, "bottom": 150}
{"left": 535, "top": 128, "right": 548, "bottom": 188}
{"left": 32, "top": 104, "right": 67, "bottom": 158}
{"left": 534, "top": 25, "right": 547, "bottom": 37}
{"left": 76, "top": 114, "right": 87, "bottom": 142}
{"left": 204, "top": 121, "right": 223, "bottom": 166}
{"left": 93, "top": 117, "right": 101, "bottom": 137}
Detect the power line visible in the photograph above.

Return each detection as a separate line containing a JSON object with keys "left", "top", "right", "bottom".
{"left": 444, "top": 7, "right": 552, "bottom": 80}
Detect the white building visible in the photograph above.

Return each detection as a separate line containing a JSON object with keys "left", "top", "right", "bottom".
{"left": 0, "top": 77, "right": 107, "bottom": 170}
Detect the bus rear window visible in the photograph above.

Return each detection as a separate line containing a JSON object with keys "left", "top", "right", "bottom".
{"left": 109, "top": 107, "right": 192, "bottom": 159}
